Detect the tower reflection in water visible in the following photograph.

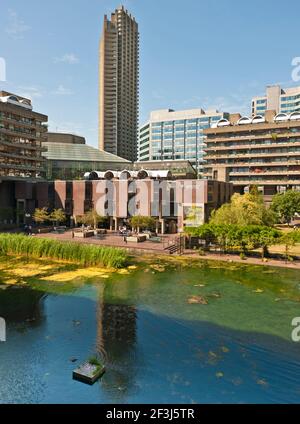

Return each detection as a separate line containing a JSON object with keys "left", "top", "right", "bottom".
{"left": 96, "top": 285, "right": 140, "bottom": 399}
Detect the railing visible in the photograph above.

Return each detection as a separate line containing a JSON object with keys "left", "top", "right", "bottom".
{"left": 163, "top": 235, "right": 185, "bottom": 255}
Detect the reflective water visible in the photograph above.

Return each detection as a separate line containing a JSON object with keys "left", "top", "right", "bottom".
{"left": 0, "top": 257, "right": 300, "bottom": 404}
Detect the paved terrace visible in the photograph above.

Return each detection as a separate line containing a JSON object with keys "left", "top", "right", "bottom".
{"left": 34, "top": 230, "right": 300, "bottom": 269}
{"left": 35, "top": 230, "right": 176, "bottom": 254}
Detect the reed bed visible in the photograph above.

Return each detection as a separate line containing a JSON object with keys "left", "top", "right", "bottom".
{"left": 0, "top": 233, "right": 128, "bottom": 269}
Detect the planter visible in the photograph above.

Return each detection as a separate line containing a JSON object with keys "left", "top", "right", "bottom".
{"left": 74, "top": 230, "right": 94, "bottom": 238}
{"left": 126, "top": 235, "right": 147, "bottom": 243}
{"left": 73, "top": 362, "right": 105, "bottom": 385}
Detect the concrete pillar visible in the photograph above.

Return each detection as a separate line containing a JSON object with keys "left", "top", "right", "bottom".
{"left": 109, "top": 217, "right": 113, "bottom": 231}
{"left": 160, "top": 219, "right": 165, "bottom": 235}
{"left": 114, "top": 217, "right": 118, "bottom": 231}
{"left": 155, "top": 220, "right": 159, "bottom": 234}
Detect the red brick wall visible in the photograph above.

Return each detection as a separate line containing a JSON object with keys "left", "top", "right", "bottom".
{"left": 72, "top": 181, "right": 86, "bottom": 216}
{"left": 54, "top": 181, "right": 66, "bottom": 209}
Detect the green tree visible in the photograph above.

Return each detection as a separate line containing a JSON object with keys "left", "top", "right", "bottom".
{"left": 33, "top": 208, "right": 49, "bottom": 225}
{"left": 130, "top": 216, "right": 156, "bottom": 232}
{"left": 185, "top": 223, "right": 281, "bottom": 257}
{"left": 49, "top": 209, "right": 66, "bottom": 226}
{"left": 271, "top": 190, "right": 300, "bottom": 225}
{"left": 256, "top": 226, "right": 281, "bottom": 259}
{"left": 77, "top": 210, "right": 107, "bottom": 229}
{"left": 210, "top": 192, "right": 276, "bottom": 226}
{"left": 280, "top": 230, "right": 300, "bottom": 261}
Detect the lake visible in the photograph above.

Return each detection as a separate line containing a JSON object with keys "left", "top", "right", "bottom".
{"left": 0, "top": 255, "right": 300, "bottom": 404}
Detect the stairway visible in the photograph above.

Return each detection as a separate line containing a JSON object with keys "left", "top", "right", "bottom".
{"left": 164, "top": 244, "right": 179, "bottom": 254}
{"left": 164, "top": 236, "right": 184, "bottom": 255}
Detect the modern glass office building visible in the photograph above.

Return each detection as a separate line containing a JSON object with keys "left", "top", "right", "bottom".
{"left": 138, "top": 109, "right": 228, "bottom": 174}
{"left": 252, "top": 85, "right": 300, "bottom": 116}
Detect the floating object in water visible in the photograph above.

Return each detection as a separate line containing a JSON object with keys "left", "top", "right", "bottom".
{"left": 216, "top": 372, "right": 224, "bottom": 378}
{"left": 73, "top": 360, "right": 105, "bottom": 385}
{"left": 253, "top": 289, "right": 264, "bottom": 293}
{"left": 194, "top": 284, "right": 205, "bottom": 287}
{"left": 187, "top": 295, "right": 208, "bottom": 305}
{"left": 208, "top": 292, "right": 221, "bottom": 298}
{"left": 256, "top": 378, "right": 268, "bottom": 387}
{"left": 69, "top": 357, "right": 78, "bottom": 363}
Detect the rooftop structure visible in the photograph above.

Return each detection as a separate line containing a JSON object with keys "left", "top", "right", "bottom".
{"left": 252, "top": 85, "right": 300, "bottom": 116}
{"left": 47, "top": 132, "right": 85, "bottom": 145}
{"left": 42, "top": 132, "right": 130, "bottom": 180}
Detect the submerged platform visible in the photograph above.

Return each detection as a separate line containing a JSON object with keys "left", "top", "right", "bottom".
{"left": 73, "top": 361, "right": 105, "bottom": 385}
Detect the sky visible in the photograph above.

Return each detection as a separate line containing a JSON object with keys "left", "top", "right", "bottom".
{"left": 1, "top": 0, "right": 300, "bottom": 148}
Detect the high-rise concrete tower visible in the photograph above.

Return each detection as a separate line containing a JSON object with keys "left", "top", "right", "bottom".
{"left": 99, "top": 5, "right": 139, "bottom": 162}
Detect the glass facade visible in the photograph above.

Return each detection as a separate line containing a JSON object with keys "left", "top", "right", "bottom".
{"left": 138, "top": 112, "right": 228, "bottom": 174}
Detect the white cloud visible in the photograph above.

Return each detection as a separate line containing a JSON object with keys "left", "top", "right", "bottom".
{"left": 54, "top": 53, "right": 79, "bottom": 65}
{"left": 52, "top": 85, "right": 74, "bottom": 96}
{"left": 6, "top": 9, "right": 31, "bottom": 39}
{"left": 17, "top": 86, "right": 43, "bottom": 100}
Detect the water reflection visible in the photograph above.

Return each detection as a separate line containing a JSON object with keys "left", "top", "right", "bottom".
{"left": 96, "top": 285, "right": 139, "bottom": 400}
{"left": 0, "top": 287, "right": 45, "bottom": 326}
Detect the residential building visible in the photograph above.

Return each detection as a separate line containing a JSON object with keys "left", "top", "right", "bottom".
{"left": 0, "top": 91, "right": 48, "bottom": 180}
{"left": 252, "top": 85, "right": 300, "bottom": 116}
{"left": 99, "top": 5, "right": 139, "bottom": 162}
{"left": 203, "top": 110, "right": 300, "bottom": 200}
{"left": 138, "top": 108, "right": 229, "bottom": 175}
{"left": 42, "top": 132, "right": 130, "bottom": 180}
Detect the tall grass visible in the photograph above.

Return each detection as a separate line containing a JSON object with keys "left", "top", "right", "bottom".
{"left": 0, "top": 234, "right": 128, "bottom": 269}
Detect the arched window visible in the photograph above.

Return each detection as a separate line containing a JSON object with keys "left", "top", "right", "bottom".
{"left": 274, "top": 113, "right": 289, "bottom": 122}
{"left": 237, "top": 116, "right": 252, "bottom": 125}
{"left": 251, "top": 115, "right": 265, "bottom": 124}
{"left": 289, "top": 112, "right": 300, "bottom": 121}
{"left": 217, "top": 118, "right": 230, "bottom": 127}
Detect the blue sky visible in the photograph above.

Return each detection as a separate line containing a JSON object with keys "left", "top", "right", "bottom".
{"left": 1, "top": 0, "right": 300, "bottom": 148}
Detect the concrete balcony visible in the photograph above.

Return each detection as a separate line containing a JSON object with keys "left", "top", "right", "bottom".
{"left": 205, "top": 132, "right": 300, "bottom": 143}
{"left": 229, "top": 170, "right": 300, "bottom": 177}
{"left": 0, "top": 127, "right": 38, "bottom": 140}
{"left": 0, "top": 138, "right": 46, "bottom": 151}
{"left": 206, "top": 151, "right": 300, "bottom": 160}
{"left": 205, "top": 141, "right": 300, "bottom": 152}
